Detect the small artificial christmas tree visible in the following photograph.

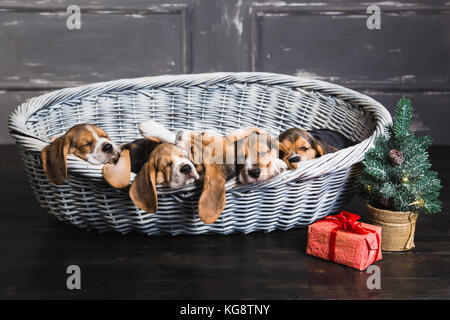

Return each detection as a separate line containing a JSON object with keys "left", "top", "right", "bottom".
{"left": 360, "top": 97, "right": 442, "bottom": 214}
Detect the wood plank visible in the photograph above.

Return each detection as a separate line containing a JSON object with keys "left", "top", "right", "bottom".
{"left": 0, "top": 253, "right": 448, "bottom": 299}
{"left": 360, "top": 91, "right": 450, "bottom": 145}
{"left": 251, "top": 3, "right": 450, "bottom": 90}
{"left": 0, "top": 91, "right": 49, "bottom": 144}
{"left": 0, "top": 6, "right": 189, "bottom": 89}
{"left": 0, "top": 0, "right": 249, "bottom": 79}
{"left": 0, "top": 145, "right": 448, "bottom": 299}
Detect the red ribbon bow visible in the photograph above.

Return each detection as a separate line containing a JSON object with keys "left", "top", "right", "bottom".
{"left": 318, "top": 211, "right": 380, "bottom": 264}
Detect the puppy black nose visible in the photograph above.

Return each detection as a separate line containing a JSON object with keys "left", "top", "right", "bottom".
{"left": 180, "top": 164, "right": 191, "bottom": 174}
{"left": 102, "top": 143, "right": 113, "bottom": 153}
{"left": 289, "top": 156, "right": 301, "bottom": 163}
{"left": 248, "top": 168, "right": 261, "bottom": 179}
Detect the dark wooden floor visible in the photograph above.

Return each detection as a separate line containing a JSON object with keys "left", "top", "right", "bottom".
{"left": 0, "top": 145, "right": 448, "bottom": 300}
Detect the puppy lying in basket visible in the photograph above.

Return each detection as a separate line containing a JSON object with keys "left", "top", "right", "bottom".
{"left": 40, "top": 123, "right": 199, "bottom": 214}
{"left": 102, "top": 138, "right": 200, "bottom": 214}
{"left": 40, "top": 121, "right": 287, "bottom": 225}
{"left": 140, "top": 121, "right": 287, "bottom": 183}
{"left": 139, "top": 120, "right": 287, "bottom": 223}
{"left": 100, "top": 124, "right": 229, "bottom": 223}
{"left": 41, "top": 124, "right": 120, "bottom": 184}
{"left": 279, "top": 128, "right": 355, "bottom": 169}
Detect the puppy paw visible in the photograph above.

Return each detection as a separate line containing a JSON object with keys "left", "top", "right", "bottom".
{"left": 274, "top": 158, "right": 288, "bottom": 174}
{"left": 102, "top": 149, "right": 131, "bottom": 188}
{"left": 139, "top": 119, "right": 176, "bottom": 144}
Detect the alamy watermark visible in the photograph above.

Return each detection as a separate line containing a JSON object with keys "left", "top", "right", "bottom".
{"left": 366, "top": 5, "right": 381, "bottom": 30}
{"left": 66, "top": 5, "right": 81, "bottom": 30}
{"left": 366, "top": 265, "right": 381, "bottom": 289}
{"left": 66, "top": 265, "right": 81, "bottom": 290}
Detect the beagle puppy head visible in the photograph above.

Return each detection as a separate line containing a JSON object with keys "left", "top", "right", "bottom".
{"left": 228, "top": 128, "right": 287, "bottom": 184}
{"left": 41, "top": 124, "right": 119, "bottom": 184}
{"left": 129, "top": 143, "right": 199, "bottom": 213}
{"left": 278, "top": 128, "right": 335, "bottom": 169}
{"left": 174, "top": 130, "right": 229, "bottom": 224}
{"left": 175, "top": 130, "right": 227, "bottom": 165}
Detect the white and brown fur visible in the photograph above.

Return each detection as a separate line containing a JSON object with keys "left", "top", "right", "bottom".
{"left": 41, "top": 124, "right": 120, "bottom": 185}
{"left": 279, "top": 128, "right": 355, "bottom": 169}
{"left": 102, "top": 138, "right": 199, "bottom": 213}
{"left": 170, "top": 129, "right": 231, "bottom": 224}
{"left": 227, "top": 128, "right": 287, "bottom": 184}
{"left": 140, "top": 120, "right": 287, "bottom": 184}
{"left": 139, "top": 120, "right": 287, "bottom": 223}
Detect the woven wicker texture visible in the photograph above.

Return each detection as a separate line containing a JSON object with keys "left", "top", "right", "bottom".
{"left": 8, "top": 72, "right": 392, "bottom": 235}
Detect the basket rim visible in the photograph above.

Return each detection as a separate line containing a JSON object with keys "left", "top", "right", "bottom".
{"left": 8, "top": 72, "right": 392, "bottom": 192}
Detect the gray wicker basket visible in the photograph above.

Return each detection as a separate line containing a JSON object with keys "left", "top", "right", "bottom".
{"left": 8, "top": 72, "right": 392, "bottom": 235}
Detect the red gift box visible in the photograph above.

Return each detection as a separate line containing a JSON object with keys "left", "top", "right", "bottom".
{"left": 306, "top": 211, "right": 382, "bottom": 271}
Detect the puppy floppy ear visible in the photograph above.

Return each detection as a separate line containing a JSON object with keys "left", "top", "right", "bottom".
{"left": 198, "top": 164, "right": 226, "bottom": 224}
{"left": 41, "top": 135, "right": 71, "bottom": 185}
{"left": 312, "top": 137, "right": 337, "bottom": 157}
{"left": 278, "top": 140, "right": 291, "bottom": 159}
{"left": 268, "top": 135, "right": 280, "bottom": 153}
{"left": 102, "top": 149, "right": 131, "bottom": 189}
{"left": 129, "top": 157, "right": 158, "bottom": 213}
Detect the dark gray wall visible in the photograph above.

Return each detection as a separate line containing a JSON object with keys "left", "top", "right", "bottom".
{"left": 1, "top": 0, "right": 449, "bottom": 144}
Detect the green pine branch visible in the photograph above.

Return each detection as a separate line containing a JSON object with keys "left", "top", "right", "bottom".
{"left": 360, "top": 97, "right": 442, "bottom": 214}
{"left": 393, "top": 97, "right": 413, "bottom": 141}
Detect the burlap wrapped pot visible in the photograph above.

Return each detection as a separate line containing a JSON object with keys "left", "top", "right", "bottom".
{"left": 366, "top": 203, "right": 418, "bottom": 252}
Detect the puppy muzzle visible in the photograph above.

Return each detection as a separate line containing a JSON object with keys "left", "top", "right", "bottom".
{"left": 184, "top": 163, "right": 200, "bottom": 181}
{"left": 288, "top": 155, "right": 301, "bottom": 163}
{"left": 170, "top": 160, "right": 199, "bottom": 188}
{"left": 90, "top": 141, "right": 120, "bottom": 165}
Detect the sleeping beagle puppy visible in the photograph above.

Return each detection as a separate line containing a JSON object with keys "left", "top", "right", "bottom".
{"left": 227, "top": 127, "right": 287, "bottom": 184}
{"left": 41, "top": 124, "right": 120, "bottom": 185}
{"left": 140, "top": 121, "right": 235, "bottom": 223}
{"left": 174, "top": 130, "right": 231, "bottom": 224}
{"left": 279, "top": 128, "right": 355, "bottom": 169}
{"left": 102, "top": 138, "right": 199, "bottom": 213}
{"left": 139, "top": 120, "right": 287, "bottom": 223}
{"left": 174, "top": 127, "right": 287, "bottom": 184}
{"left": 139, "top": 120, "right": 288, "bottom": 184}
{"left": 174, "top": 127, "right": 287, "bottom": 222}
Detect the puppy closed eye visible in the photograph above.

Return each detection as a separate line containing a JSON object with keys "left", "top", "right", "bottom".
{"left": 160, "top": 160, "right": 172, "bottom": 171}
{"left": 80, "top": 141, "right": 93, "bottom": 148}
{"left": 299, "top": 147, "right": 308, "bottom": 151}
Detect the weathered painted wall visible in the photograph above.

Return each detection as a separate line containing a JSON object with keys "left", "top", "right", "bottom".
{"left": 1, "top": 0, "right": 449, "bottom": 144}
